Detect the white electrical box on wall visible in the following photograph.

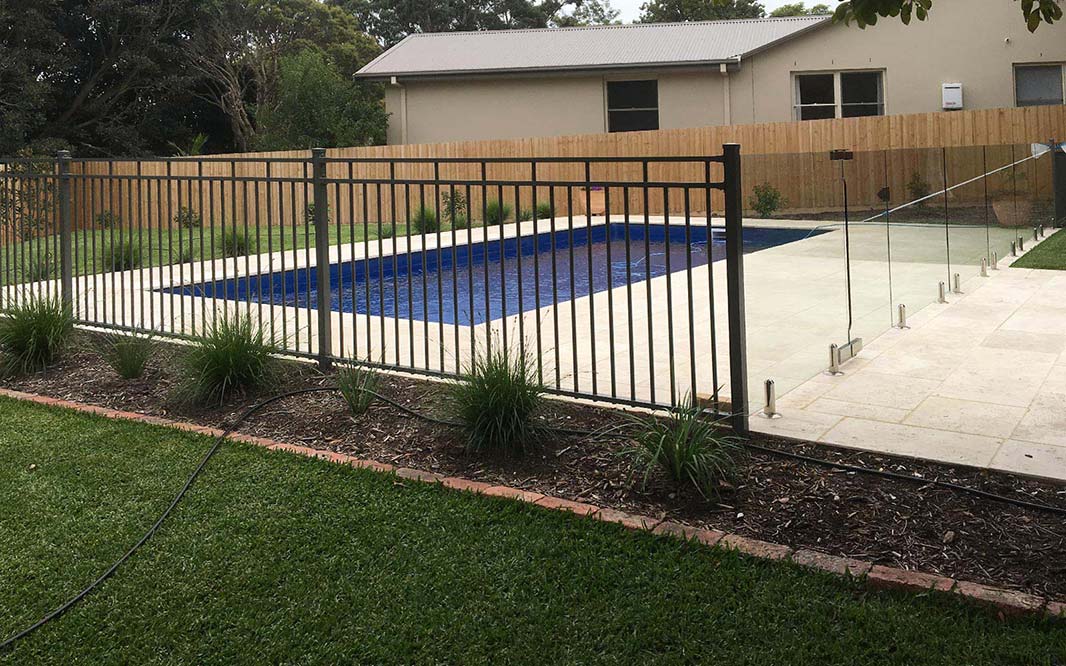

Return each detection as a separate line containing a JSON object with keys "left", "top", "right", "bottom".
{"left": 942, "top": 83, "right": 963, "bottom": 109}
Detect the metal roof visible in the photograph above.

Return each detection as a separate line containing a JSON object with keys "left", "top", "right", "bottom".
{"left": 356, "top": 16, "right": 830, "bottom": 79}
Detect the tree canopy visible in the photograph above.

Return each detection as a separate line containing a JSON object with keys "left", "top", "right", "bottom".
{"left": 835, "top": 0, "right": 1061, "bottom": 32}
{"left": 636, "top": 0, "right": 1061, "bottom": 28}
{"left": 0, "top": 0, "right": 1060, "bottom": 157}
{"left": 638, "top": 0, "right": 765, "bottom": 22}
{"left": 253, "top": 50, "right": 387, "bottom": 151}
{"left": 769, "top": 2, "right": 830, "bottom": 17}
{"left": 331, "top": 0, "right": 619, "bottom": 47}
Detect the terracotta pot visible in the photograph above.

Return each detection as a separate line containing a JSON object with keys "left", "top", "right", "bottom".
{"left": 991, "top": 197, "right": 1032, "bottom": 227}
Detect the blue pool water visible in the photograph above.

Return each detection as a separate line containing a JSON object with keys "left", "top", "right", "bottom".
{"left": 167, "top": 224, "right": 821, "bottom": 326}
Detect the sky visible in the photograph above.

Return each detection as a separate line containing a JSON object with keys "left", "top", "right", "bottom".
{"left": 610, "top": 0, "right": 800, "bottom": 22}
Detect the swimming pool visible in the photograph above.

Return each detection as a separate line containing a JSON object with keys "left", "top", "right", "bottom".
{"left": 167, "top": 224, "right": 822, "bottom": 326}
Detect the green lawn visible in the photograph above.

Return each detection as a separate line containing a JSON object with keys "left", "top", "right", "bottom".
{"left": 1, "top": 221, "right": 431, "bottom": 285}
{"left": 0, "top": 397, "right": 1063, "bottom": 665}
{"left": 1014, "top": 227, "right": 1066, "bottom": 270}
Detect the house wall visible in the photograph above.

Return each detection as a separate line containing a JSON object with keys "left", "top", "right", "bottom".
{"left": 388, "top": 75, "right": 607, "bottom": 144}
{"left": 388, "top": 71, "right": 729, "bottom": 145}
{"left": 383, "top": 0, "right": 1066, "bottom": 144}
{"left": 736, "top": 0, "right": 1066, "bottom": 124}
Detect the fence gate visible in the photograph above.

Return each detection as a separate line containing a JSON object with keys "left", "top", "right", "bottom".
{"left": 0, "top": 145, "right": 749, "bottom": 433}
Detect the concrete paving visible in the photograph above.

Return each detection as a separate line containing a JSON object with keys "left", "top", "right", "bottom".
{"left": 753, "top": 229, "right": 1066, "bottom": 482}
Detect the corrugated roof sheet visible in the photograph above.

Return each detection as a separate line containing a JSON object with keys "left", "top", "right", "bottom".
{"left": 357, "top": 16, "right": 829, "bottom": 79}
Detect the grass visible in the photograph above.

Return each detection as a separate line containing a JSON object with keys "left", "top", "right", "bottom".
{"left": 0, "top": 296, "right": 74, "bottom": 376}
{"left": 176, "top": 315, "right": 276, "bottom": 406}
{"left": 1013, "top": 227, "right": 1066, "bottom": 270}
{"left": 0, "top": 222, "right": 413, "bottom": 287}
{"left": 0, "top": 397, "right": 1063, "bottom": 664}
{"left": 447, "top": 348, "right": 544, "bottom": 455}
{"left": 103, "top": 237, "right": 140, "bottom": 271}
{"left": 220, "top": 229, "right": 256, "bottom": 258}
{"left": 336, "top": 361, "right": 380, "bottom": 416}
{"left": 483, "top": 200, "right": 513, "bottom": 225}
{"left": 95, "top": 333, "right": 154, "bottom": 380}
{"left": 625, "top": 398, "right": 742, "bottom": 498}
{"left": 409, "top": 205, "right": 440, "bottom": 233}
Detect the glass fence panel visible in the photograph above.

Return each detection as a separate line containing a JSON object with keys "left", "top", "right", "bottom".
{"left": 1020, "top": 142, "right": 1058, "bottom": 234}
{"left": 741, "top": 151, "right": 847, "bottom": 413}
{"left": 882, "top": 147, "right": 949, "bottom": 328}
{"left": 945, "top": 145, "right": 992, "bottom": 293}
{"left": 844, "top": 149, "right": 894, "bottom": 352}
{"left": 984, "top": 144, "right": 1022, "bottom": 264}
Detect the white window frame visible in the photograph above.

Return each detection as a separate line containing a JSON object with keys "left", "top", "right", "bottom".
{"left": 793, "top": 70, "right": 885, "bottom": 121}
{"left": 604, "top": 79, "right": 660, "bottom": 133}
{"left": 1013, "top": 63, "right": 1066, "bottom": 107}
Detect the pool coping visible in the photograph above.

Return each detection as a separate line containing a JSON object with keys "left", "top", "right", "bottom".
{"left": 2, "top": 386, "right": 1062, "bottom": 624}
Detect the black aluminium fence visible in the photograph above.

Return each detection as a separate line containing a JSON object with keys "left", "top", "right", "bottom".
{"left": 0, "top": 146, "right": 752, "bottom": 433}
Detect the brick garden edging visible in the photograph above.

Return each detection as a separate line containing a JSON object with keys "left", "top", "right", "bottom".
{"left": 3, "top": 386, "right": 1062, "bottom": 623}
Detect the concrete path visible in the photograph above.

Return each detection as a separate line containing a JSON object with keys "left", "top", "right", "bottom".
{"left": 754, "top": 233, "right": 1066, "bottom": 482}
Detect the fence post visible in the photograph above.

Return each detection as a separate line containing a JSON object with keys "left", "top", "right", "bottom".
{"left": 722, "top": 143, "right": 749, "bottom": 435}
{"left": 311, "top": 148, "right": 333, "bottom": 371}
{"left": 56, "top": 150, "right": 73, "bottom": 314}
{"left": 1053, "top": 139, "right": 1066, "bottom": 228}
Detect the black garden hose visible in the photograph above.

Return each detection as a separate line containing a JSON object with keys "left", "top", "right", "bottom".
{"left": 3, "top": 387, "right": 1065, "bottom": 653}
{"left": 0, "top": 387, "right": 334, "bottom": 653}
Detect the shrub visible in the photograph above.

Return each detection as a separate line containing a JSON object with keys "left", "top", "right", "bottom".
{"left": 94, "top": 211, "right": 120, "bottom": 229}
{"left": 221, "top": 229, "right": 256, "bottom": 257}
{"left": 178, "top": 246, "right": 195, "bottom": 263}
{"left": 23, "top": 253, "right": 55, "bottom": 282}
{"left": 105, "top": 238, "right": 140, "bottom": 271}
{"left": 174, "top": 206, "right": 202, "bottom": 229}
{"left": 0, "top": 295, "right": 75, "bottom": 375}
{"left": 907, "top": 171, "right": 932, "bottom": 208}
{"left": 747, "top": 183, "right": 786, "bottom": 218}
{"left": 177, "top": 315, "right": 276, "bottom": 406}
{"left": 304, "top": 201, "right": 329, "bottom": 225}
{"left": 410, "top": 205, "right": 440, "bottom": 233}
{"left": 441, "top": 190, "right": 467, "bottom": 227}
{"left": 447, "top": 348, "right": 544, "bottom": 455}
{"left": 625, "top": 397, "right": 742, "bottom": 498}
{"left": 336, "top": 361, "right": 380, "bottom": 416}
{"left": 518, "top": 208, "right": 533, "bottom": 222}
{"left": 96, "top": 333, "right": 154, "bottom": 379}
{"left": 535, "top": 201, "right": 555, "bottom": 219}
{"left": 483, "top": 200, "right": 512, "bottom": 225}
{"left": 378, "top": 224, "right": 395, "bottom": 239}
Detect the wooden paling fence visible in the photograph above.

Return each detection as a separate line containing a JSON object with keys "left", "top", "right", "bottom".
{"left": 66, "top": 104, "right": 1066, "bottom": 230}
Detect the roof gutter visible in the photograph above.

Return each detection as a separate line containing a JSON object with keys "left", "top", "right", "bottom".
{"left": 355, "top": 58, "right": 745, "bottom": 82}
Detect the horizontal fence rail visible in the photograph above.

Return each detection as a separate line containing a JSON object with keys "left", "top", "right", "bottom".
{"left": 0, "top": 147, "right": 751, "bottom": 432}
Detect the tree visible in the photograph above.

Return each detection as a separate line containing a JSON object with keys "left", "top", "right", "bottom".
{"left": 332, "top": 0, "right": 599, "bottom": 47}
{"left": 835, "top": 0, "right": 1061, "bottom": 31}
{"left": 0, "top": 0, "right": 202, "bottom": 156}
{"left": 769, "top": 2, "right": 829, "bottom": 16}
{"left": 253, "top": 50, "right": 387, "bottom": 151}
{"left": 555, "top": 0, "right": 621, "bottom": 25}
{"left": 638, "top": 0, "right": 765, "bottom": 22}
{"left": 187, "top": 0, "right": 382, "bottom": 152}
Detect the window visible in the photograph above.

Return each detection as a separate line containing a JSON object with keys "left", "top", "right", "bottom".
{"left": 1015, "top": 64, "right": 1065, "bottom": 107}
{"left": 794, "top": 71, "right": 884, "bottom": 120}
{"left": 796, "top": 74, "right": 835, "bottom": 120}
{"left": 607, "top": 80, "right": 658, "bottom": 133}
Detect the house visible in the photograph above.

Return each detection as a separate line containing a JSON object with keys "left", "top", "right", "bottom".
{"left": 355, "top": 0, "right": 1066, "bottom": 145}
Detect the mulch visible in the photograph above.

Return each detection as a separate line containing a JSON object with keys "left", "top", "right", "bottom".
{"left": 5, "top": 333, "right": 1065, "bottom": 601}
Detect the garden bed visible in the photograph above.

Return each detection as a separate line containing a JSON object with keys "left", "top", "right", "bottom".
{"left": 4, "top": 332, "right": 1065, "bottom": 601}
